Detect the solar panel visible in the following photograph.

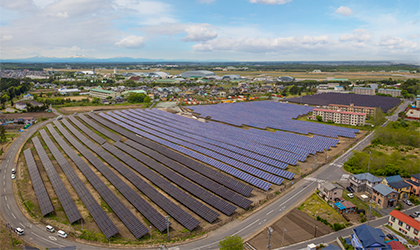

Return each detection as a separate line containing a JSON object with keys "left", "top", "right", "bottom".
{"left": 40, "top": 128, "right": 119, "bottom": 239}
{"left": 51, "top": 122, "right": 149, "bottom": 239}
{"left": 68, "top": 116, "right": 106, "bottom": 145}
{"left": 78, "top": 114, "right": 122, "bottom": 142}
{"left": 119, "top": 140, "right": 252, "bottom": 209}
{"left": 61, "top": 119, "right": 183, "bottom": 231}
{"left": 23, "top": 149, "right": 54, "bottom": 216}
{"left": 32, "top": 136, "right": 82, "bottom": 224}
{"left": 88, "top": 112, "right": 254, "bottom": 196}
{"left": 110, "top": 142, "right": 237, "bottom": 216}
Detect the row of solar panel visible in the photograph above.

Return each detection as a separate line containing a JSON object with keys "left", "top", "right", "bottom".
{"left": 78, "top": 114, "right": 122, "bottom": 142}
{"left": 98, "top": 113, "right": 273, "bottom": 191}
{"left": 52, "top": 122, "right": 150, "bottom": 238}
{"left": 88, "top": 113, "right": 254, "bottom": 196}
{"left": 40, "top": 128, "right": 119, "bottom": 239}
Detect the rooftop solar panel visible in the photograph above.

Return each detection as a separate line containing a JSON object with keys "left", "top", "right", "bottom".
{"left": 40, "top": 128, "right": 119, "bottom": 239}
{"left": 23, "top": 149, "right": 54, "bottom": 216}
{"left": 32, "top": 136, "right": 82, "bottom": 224}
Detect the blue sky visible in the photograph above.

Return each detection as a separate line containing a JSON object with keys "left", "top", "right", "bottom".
{"left": 0, "top": 0, "right": 419, "bottom": 62}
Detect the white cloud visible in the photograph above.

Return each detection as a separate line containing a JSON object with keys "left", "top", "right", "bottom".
{"left": 1, "top": 35, "right": 14, "bottom": 41}
{"left": 197, "top": 0, "right": 216, "bottom": 3}
{"left": 54, "top": 12, "right": 70, "bottom": 18}
{"left": 143, "top": 23, "right": 217, "bottom": 42}
{"left": 379, "top": 36, "right": 418, "bottom": 50}
{"left": 115, "top": 36, "right": 146, "bottom": 49}
{"left": 336, "top": 6, "right": 353, "bottom": 16}
{"left": 340, "top": 29, "right": 371, "bottom": 42}
{"left": 249, "top": 0, "right": 292, "bottom": 4}
{"left": 407, "top": 34, "right": 420, "bottom": 40}
{"left": 183, "top": 25, "right": 217, "bottom": 42}
{"left": 112, "top": 0, "right": 176, "bottom": 25}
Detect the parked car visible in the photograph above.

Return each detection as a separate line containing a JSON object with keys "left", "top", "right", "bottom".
{"left": 410, "top": 214, "right": 416, "bottom": 218}
{"left": 405, "top": 200, "right": 413, "bottom": 206}
{"left": 46, "top": 225, "right": 55, "bottom": 233}
{"left": 414, "top": 212, "right": 420, "bottom": 217}
{"left": 346, "top": 186, "right": 355, "bottom": 193}
{"left": 11, "top": 174, "right": 16, "bottom": 180}
{"left": 347, "top": 193, "right": 354, "bottom": 198}
{"left": 11, "top": 168, "right": 16, "bottom": 174}
{"left": 57, "top": 230, "right": 67, "bottom": 238}
{"left": 15, "top": 228, "right": 24, "bottom": 236}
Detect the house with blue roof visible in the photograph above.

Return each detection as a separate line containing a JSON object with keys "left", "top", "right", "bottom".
{"left": 350, "top": 173, "right": 382, "bottom": 194}
{"left": 372, "top": 184, "right": 398, "bottom": 208}
{"left": 351, "top": 224, "right": 388, "bottom": 250}
{"left": 382, "top": 175, "right": 411, "bottom": 200}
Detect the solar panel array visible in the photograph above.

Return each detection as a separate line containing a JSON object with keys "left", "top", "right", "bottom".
{"left": 62, "top": 118, "right": 173, "bottom": 232}
{"left": 41, "top": 128, "right": 119, "bottom": 239}
{"left": 188, "top": 101, "right": 359, "bottom": 138}
{"left": 68, "top": 116, "right": 106, "bottom": 145}
{"left": 99, "top": 112, "right": 272, "bottom": 191}
{"left": 120, "top": 140, "right": 252, "bottom": 209}
{"left": 23, "top": 149, "right": 55, "bottom": 216}
{"left": 88, "top": 113, "right": 254, "bottom": 197}
{"left": 78, "top": 114, "right": 122, "bottom": 142}
{"left": 32, "top": 136, "right": 82, "bottom": 224}
{"left": 287, "top": 92, "right": 401, "bottom": 112}
{"left": 52, "top": 121, "right": 149, "bottom": 239}
{"left": 109, "top": 142, "right": 237, "bottom": 216}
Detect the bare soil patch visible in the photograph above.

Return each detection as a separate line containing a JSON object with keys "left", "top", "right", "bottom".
{"left": 247, "top": 209, "right": 333, "bottom": 249}
{"left": 58, "top": 104, "right": 145, "bottom": 115}
{"left": 0, "top": 112, "right": 57, "bottom": 120}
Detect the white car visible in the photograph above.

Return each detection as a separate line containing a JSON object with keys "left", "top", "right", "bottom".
{"left": 46, "top": 225, "right": 55, "bottom": 233}
{"left": 57, "top": 230, "right": 67, "bottom": 238}
{"left": 11, "top": 174, "right": 16, "bottom": 180}
{"left": 11, "top": 168, "right": 16, "bottom": 174}
{"left": 347, "top": 193, "right": 354, "bottom": 198}
{"left": 15, "top": 228, "right": 24, "bottom": 236}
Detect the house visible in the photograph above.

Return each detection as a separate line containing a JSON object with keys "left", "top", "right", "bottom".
{"left": 334, "top": 200, "right": 356, "bottom": 214}
{"left": 322, "top": 245, "right": 341, "bottom": 250}
{"left": 15, "top": 101, "right": 44, "bottom": 111}
{"left": 387, "top": 240, "right": 407, "bottom": 250}
{"left": 318, "top": 182, "right": 343, "bottom": 201}
{"left": 351, "top": 224, "right": 388, "bottom": 250}
{"left": 382, "top": 175, "right": 411, "bottom": 200}
{"left": 23, "top": 94, "right": 34, "bottom": 100}
{"left": 21, "top": 117, "right": 35, "bottom": 124}
{"left": 405, "top": 174, "right": 420, "bottom": 196}
{"left": 388, "top": 210, "right": 420, "bottom": 244}
{"left": 349, "top": 173, "right": 382, "bottom": 193}
{"left": 372, "top": 184, "right": 399, "bottom": 208}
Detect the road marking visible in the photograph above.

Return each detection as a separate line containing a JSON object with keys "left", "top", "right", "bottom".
{"left": 3, "top": 175, "right": 5, "bottom": 180}
{"left": 11, "top": 213, "right": 16, "bottom": 219}
{"left": 266, "top": 210, "right": 273, "bottom": 216}
{"left": 305, "top": 177, "right": 325, "bottom": 183}
{"left": 19, "top": 223, "right": 25, "bottom": 228}
{"left": 3, "top": 188, "right": 5, "bottom": 193}
{"left": 4, "top": 196, "right": 7, "bottom": 201}
{"left": 233, "top": 219, "right": 260, "bottom": 236}
{"left": 31, "top": 232, "right": 65, "bottom": 247}
{"left": 7, "top": 160, "right": 9, "bottom": 163}
{"left": 7, "top": 204, "right": 10, "bottom": 209}
{"left": 49, "top": 236, "right": 57, "bottom": 241}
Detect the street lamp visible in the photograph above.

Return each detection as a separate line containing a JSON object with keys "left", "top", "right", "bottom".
{"left": 282, "top": 228, "right": 287, "bottom": 246}
{"left": 150, "top": 226, "right": 153, "bottom": 247}
{"left": 165, "top": 216, "right": 170, "bottom": 241}
{"left": 267, "top": 227, "right": 273, "bottom": 249}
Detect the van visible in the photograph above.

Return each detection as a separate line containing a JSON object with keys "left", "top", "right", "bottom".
{"left": 15, "top": 228, "right": 24, "bottom": 236}
{"left": 57, "top": 230, "right": 67, "bottom": 238}
{"left": 46, "top": 225, "right": 55, "bottom": 233}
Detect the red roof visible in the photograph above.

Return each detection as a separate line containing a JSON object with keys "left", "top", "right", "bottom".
{"left": 313, "top": 108, "right": 367, "bottom": 116}
{"left": 387, "top": 240, "right": 407, "bottom": 250}
{"left": 389, "top": 210, "right": 420, "bottom": 231}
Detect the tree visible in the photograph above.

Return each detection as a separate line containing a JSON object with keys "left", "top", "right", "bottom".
{"left": 289, "top": 85, "right": 300, "bottom": 95}
{"left": 127, "top": 93, "right": 146, "bottom": 103}
{"left": 46, "top": 92, "right": 53, "bottom": 97}
{"left": 316, "top": 115, "right": 323, "bottom": 122}
{"left": 218, "top": 235, "right": 244, "bottom": 250}
{"left": 0, "top": 126, "right": 6, "bottom": 142}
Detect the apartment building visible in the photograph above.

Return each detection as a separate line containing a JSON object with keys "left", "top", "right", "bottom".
{"left": 312, "top": 108, "right": 366, "bottom": 126}
{"left": 328, "top": 103, "right": 377, "bottom": 117}
{"left": 388, "top": 210, "right": 420, "bottom": 244}
{"left": 89, "top": 88, "right": 117, "bottom": 99}
{"left": 353, "top": 87, "right": 375, "bottom": 95}
{"left": 378, "top": 88, "right": 402, "bottom": 97}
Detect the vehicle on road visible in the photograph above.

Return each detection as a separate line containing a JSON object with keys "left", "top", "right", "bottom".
{"left": 347, "top": 193, "right": 354, "bottom": 198}
{"left": 346, "top": 186, "right": 355, "bottom": 193}
{"left": 11, "top": 168, "right": 16, "bottom": 174}
{"left": 46, "top": 225, "right": 55, "bottom": 233}
{"left": 57, "top": 230, "right": 67, "bottom": 238}
{"left": 56, "top": 116, "right": 63, "bottom": 121}
{"left": 15, "top": 228, "right": 24, "bottom": 236}
{"left": 11, "top": 174, "right": 16, "bottom": 179}
{"left": 405, "top": 200, "right": 413, "bottom": 206}
{"left": 414, "top": 212, "right": 420, "bottom": 217}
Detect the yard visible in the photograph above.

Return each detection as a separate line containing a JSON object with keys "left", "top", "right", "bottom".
{"left": 342, "top": 190, "right": 381, "bottom": 218}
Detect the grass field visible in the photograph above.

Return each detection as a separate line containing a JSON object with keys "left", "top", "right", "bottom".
{"left": 298, "top": 193, "right": 348, "bottom": 225}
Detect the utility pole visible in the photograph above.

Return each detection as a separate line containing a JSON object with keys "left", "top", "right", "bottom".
{"left": 266, "top": 227, "right": 273, "bottom": 249}
{"left": 367, "top": 151, "right": 372, "bottom": 224}
{"left": 7, "top": 222, "right": 14, "bottom": 246}
{"left": 150, "top": 226, "right": 153, "bottom": 247}
{"left": 314, "top": 225, "right": 318, "bottom": 238}
{"left": 166, "top": 216, "right": 170, "bottom": 241}
{"left": 325, "top": 149, "right": 328, "bottom": 163}
{"left": 314, "top": 153, "right": 317, "bottom": 169}
{"left": 282, "top": 228, "right": 287, "bottom": 246}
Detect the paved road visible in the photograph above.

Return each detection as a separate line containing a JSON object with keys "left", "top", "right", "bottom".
{"left": 0, "top": 101, "right": 409, "bottom": 249}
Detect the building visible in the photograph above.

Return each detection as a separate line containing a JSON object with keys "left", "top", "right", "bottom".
{"left": 312, "top": 108, "right": 366, "bottom": 126}
{"left": 378, "top": 88, "right": 402, "bottom": 97}
{"left": 349, "top": 173, "right": 381, "bottom": 193}
{"left": 149, "top": 72, "right": 169, "bottom": 78}
{"left": 328, "top": 103, "right": 377, "bottom": 117}
{"left": 353, "top": 87, "right": 376, "bottom": 95}
{"left": 405, "top": 174, "right": 420, "bottom": 196}
{"left": 334, "top": 86, "right": 344, "bottom": 91}
{"left": 416, "top": 95, "right": 420, "bottom": 108}
{"left": 23, "top": 94, "right": 34, "bottom": 100}
{"left": 382, "top": 175, "right": 411, "bottom": 200}
{"left": 222, "top": 75, "right": 240, "bottom": 80}
{"left": 387, "top": 240, "right": 407, "bottom": 250}
{"left": 334, "top": 200, "right": 356, "bottom": 214}
{"left": 58, "top": 88, "right": 80, "bottom": 95}
{"left": 181, "top": 70, "right": 216, "bottom": 78}
{"left": 372, "top": 184, "right": 398, "bottom": 208}
{"left": 351, "top": 224, "right": 387, "bottom": 250}
{"left": 15, "top": 101, "right": 44, "bottom": 110}
{"left": 278, "top": 76, "right": 294, "bottom": 82}
{"left": 122, "top": 89, "right": 147, "bottom": 96}
{"left": 89, "top": 88, "right": 117, "bottom": 99}
{"left": 388, "top": 210, "right": 420, "bottom": 244}
{"left": 318, "top": 182, "right": 343, "bottom": 202}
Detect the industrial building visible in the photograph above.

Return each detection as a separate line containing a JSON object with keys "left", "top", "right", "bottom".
{"left": 149, "top": 72, "right": 169, "bottom": 78}
{"left": 278, "top": 76, "right": 294, "bottom": 82}
{"left": 378, "top": 88, "right": 402, "bottom": 97}
{"left": 328, "top": 103, "right": 377, "bottom": 117}
{"left": 58, "top": 88, "right": 80, "bottom": 95}
{"left": 222, "top": 75, "right": 240, "bottom": 80}
{"left": 89, "top": 88, "right": 117, "bottom": 99}
{"left": 353, "top": 87, "right": 375, "bottom": 95}
{"left": 312, "top": 108, "right": 367, "bottom": 126}
{"left": 181, "top": 70, "right": 216, "bottom": 78}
